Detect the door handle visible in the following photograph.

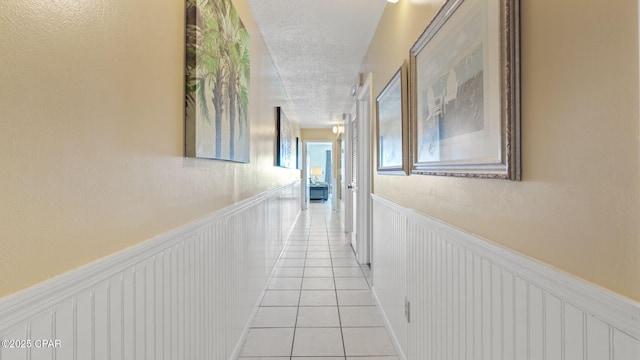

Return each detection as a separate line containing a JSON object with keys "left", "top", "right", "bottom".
{"left": 347, "top": 184, "right": 354, "bottom": 189}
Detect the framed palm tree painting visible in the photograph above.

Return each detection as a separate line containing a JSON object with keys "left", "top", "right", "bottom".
{"left": 185, "top": 0, "right": 251, "bottom": 162}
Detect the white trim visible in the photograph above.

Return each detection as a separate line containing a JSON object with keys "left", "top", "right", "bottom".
{"left": 229, "top": 203, "right": 302, "bottom": 360}
{"left": 372, "top": 194, "right": 640, "bottom": 359}
{"left": 345, "top": 102, "right": 357, "bottom": 235}
{"left": 356, "top": 73, "right": 373, "bottom": 265}
{"left": 301, "top": 141, "right": 309, "bottom": 210}
{"left": 303, "top": 140, "right": 335, "bottom": 206}
{"left": 372, "top": 287, "right": 408, "bottom": 360}
{"left": 0, "top": 181, "right": 301, "bottom": 359}
{"left": 372, "top": 193, "right": 640, "bottom": 342}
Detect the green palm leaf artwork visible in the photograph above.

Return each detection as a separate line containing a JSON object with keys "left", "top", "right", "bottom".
{"left": 185, "top": 0, "right": 250, "bottom": 162}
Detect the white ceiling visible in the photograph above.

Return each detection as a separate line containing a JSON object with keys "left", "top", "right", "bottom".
{"left": 248, "top": 0, "right": 387, "bottom": 128}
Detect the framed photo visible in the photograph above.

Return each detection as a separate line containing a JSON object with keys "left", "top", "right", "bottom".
{"left": 376, "top": 62, "right": 409, "bottom": 175}
{"left": 185, "top": 0, "right": 250, "bottom": 163}
{"left": 295, "top": 137, "right": 301, "bottom": 169}
{"left": 410, "top": 0, "right": 520, "bottom": 180}
{"left": 276, "top": 107, "right": 295, "bottom": 168}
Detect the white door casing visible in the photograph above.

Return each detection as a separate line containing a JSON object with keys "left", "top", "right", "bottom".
{"left": 301, "top": 142, "right": 309, "bottom": 210}
{"left": 356, "top": 73, "right": 372, "bottom": 265}
{"left": 345, "top": 103, "right": 356, "bottom": 235}
{"left": 349, "top": 112, "right": 358, "bottom": 251}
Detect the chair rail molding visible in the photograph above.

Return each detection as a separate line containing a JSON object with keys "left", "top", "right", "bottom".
{"left": 371, "top": 194, "right": 640, "bottom": 360}
{"left": 0, "top": 181, "right": 301, "bottom": 360}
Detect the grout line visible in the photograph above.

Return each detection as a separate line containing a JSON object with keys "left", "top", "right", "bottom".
{"left": 290, "top": 206, "right": 314, "bottom": 358}
{"left": 292, "top": 240, "right": 309, "bottom": 356}
{"left": 324, "top": 211, "right": 348, "bottom": 359}
{"left": 241, "top": 203, "right": 367, "bottom": 358}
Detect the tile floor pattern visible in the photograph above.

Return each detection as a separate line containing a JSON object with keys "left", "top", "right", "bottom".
{"left": 238, "top": 202, "right": 398, "bottom": 360}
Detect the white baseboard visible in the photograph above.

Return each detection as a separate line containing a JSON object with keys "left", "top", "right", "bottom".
{"left": 372, "top": 286, "right": 407, "bottom": 360}
{"left": 0, "top": 181, "right": 301, "bottom": 360}
{"left": 372, "top": 194, "right": 640, "bottom": 360}
{"left": 228, "top": 206, "right": 302, "bottom": 360}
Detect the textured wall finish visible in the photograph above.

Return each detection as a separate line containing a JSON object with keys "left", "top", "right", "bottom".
{"left": 0, "top": 0, "right": 299, "bottom": 298}
{"left": 372, "top": 195, "right": 640, "bottom": 360}
{"left": 249, "top": 0, "right": 386, "bottom": 127}
{"left": 362, "top": 0, "right": 640, "bottom": 300}
{"left": 0, "top": 182, "right": 300, "bottom": 360}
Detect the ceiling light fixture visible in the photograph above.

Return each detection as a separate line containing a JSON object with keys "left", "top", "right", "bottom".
{"left": 387, "top": 0, "right": 399, "bottom": 3}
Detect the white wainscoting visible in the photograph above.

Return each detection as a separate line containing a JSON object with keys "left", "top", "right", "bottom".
{"left": 0, "top": 181, "right": 301, "bottom": 360}
{"left": 371, "top": 195, "right": 640, "bottom": 360}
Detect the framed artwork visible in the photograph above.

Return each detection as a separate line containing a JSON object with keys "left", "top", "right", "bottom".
{"left": 276, "top": 107, "right": 295, "bottom": 168}
{"left": 185, "top": 0, "right": 251, "bottom": 163}
{"left": 295, "top": 137, "right": 301, "bottom": 169}
{"left": 376, "top": 62, "right": 409, "bottom": 175}
{"left": 410, "top": 0, "right": 520, "bottom": 180}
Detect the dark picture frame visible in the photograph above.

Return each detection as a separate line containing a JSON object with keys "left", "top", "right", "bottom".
{"left": 276, "top": 107, "right": 295, "bottom": 168}
{"left": 295, "top": 137, "right": 301, "bottom": 169}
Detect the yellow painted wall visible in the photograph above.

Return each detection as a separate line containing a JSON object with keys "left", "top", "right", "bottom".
{"left": 363, "top": 0, "right": 640, "bottom": 301}
{"left": 0, "top": 0, "right": 299, "bottom": 298}
{"left": 301, "top": 128, "right": 336, "bottom": 142}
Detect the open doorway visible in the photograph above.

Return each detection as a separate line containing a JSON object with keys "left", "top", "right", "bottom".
{"left": 306, "top": 142, "right": 333, "bottom": 204}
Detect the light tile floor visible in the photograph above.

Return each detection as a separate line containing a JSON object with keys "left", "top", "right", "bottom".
{"left": 238, "top": 202, "right": 398, "bottom": 360}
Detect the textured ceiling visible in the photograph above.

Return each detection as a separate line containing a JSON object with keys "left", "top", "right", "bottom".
{"left": 248, "top": 0, "right": 387, "bottom": 128}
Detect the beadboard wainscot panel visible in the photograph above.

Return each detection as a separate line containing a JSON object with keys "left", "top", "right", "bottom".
{"left": 372, "top": 198, "right": 408, "bottom": 357}
{"left": 371, "top": 194, "right": 640, "bottom": 360}
{"left": 0, "top": 181, "right": 301, "bottom": 360}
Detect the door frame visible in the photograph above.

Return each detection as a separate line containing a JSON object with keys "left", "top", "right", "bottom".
{"left": 302, "top": 140, "right": 335, "bottom": 206}
{"left": 301, "top": 148, "right": 309, "bottom": 210}
{"left": 301, "top": 139, "right": 309, "bottom": 210}
{"left": 345, "top": 73, "right": 373, "bottom": 265}
{"left": 344, "top": 104, "right": 356, "bottom": 235}
{"left": 356, "top": 73, "right": 373, "bottom": 265}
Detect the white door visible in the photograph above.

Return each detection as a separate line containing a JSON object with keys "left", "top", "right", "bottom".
{"left": 349, "top": 115, "right": 358, "bottom": 250}
{"left": 355, "top": 74, "right": 372, "bottom": 265}
{"left": 345, "top": 74, "right": 372, "bottom": 265}
{"left": 301, "top": 142, "right": 310, "bottom": 210}
{"left": 340, "top": 137, "right": 345, "bottom": 210}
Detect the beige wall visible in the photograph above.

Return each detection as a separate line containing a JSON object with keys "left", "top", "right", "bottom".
{"left": 301, "top": 128, "right": 336, "bottom": 142}
{"left": 0, "top": 0, "right": 299, "bottom": 298}
{"left": 363, "top": 0, "right": 640, "bottom": 301}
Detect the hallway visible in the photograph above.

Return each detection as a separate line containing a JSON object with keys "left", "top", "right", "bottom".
{"left": 238, "top": 202, "right": 397, "bottom": 359}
